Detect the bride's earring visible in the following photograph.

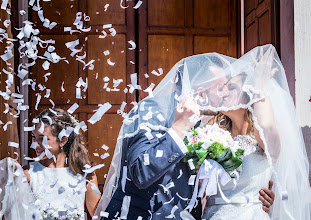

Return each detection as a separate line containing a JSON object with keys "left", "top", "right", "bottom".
{"left": 60, "top": 145, "right": 63, "bottom": 151}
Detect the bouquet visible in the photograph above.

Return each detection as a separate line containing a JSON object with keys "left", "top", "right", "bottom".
{"left": 41, "top": 207, "right": 83, "bottom": 220}
{"left": 183, "top": 123, "right": 244, "bottom": 173}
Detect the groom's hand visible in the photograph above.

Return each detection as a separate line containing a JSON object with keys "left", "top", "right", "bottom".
{"left": 259, "top": 180, "right": 275, "bottom": 212}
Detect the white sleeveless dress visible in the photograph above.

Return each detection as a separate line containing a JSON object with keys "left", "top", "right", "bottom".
{"left": 202, "top": 135, "right": 272, "bottom": 220}
{"left": 28, "top": 162, "right": 86, "bottom": 219}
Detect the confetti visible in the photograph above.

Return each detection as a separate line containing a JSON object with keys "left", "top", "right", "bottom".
{"left": 155, "top": 150, "right": 163, "bottom": 158}
{"left": 8, "top": 141, "right": 19, "bottom": 148}
{"left": 67, "top": 103, "right": 79, "bottom": 114}
{"left": 88, "top": 103, "right": 112, "bottom": 124}
{"left": 133, "top": 1, "right": 143, "bottom": 9}
{"left": 128, "top": 40, "right": 136, "bottom": 50}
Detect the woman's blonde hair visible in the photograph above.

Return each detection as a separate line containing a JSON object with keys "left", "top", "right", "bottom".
{"left": 208, "top": 109, "right": 255, "bottom": 138}
{"left": 37, "top": 108, "right": 92, "bottom": 175}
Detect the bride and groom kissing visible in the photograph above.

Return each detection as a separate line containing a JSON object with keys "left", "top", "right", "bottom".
{"left": 98, "top": 45, "right": 311, "bottom": 220}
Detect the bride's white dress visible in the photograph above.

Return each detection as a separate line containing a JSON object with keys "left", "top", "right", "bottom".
{"left": 202, "top": 135, "right": 272, "bottom": 220}
{"left": 28, "top": 161, "right": 86, "bottom": 218}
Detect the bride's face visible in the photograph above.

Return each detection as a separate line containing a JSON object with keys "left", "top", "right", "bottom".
{"left": 220, "top": 75, "right": 249, "bottom": 107}
{"left": 32, "top": 125, "right": 62, "bottom": 159}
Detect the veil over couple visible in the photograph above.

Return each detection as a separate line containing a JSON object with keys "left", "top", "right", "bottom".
{"left": 96, "top": 44, "right": 311, "bottom": 220}
{"left": 0, "top": 44, "right": 310, "bottom": 220}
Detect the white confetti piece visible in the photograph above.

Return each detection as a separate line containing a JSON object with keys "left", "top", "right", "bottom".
{"left": 151, "top": 68, "right": 163, "bottom": 76}
{"left": 3, "top": 121, "right": 12, "bottom": 131}
{"left": 35, "top": 93, "right": 41, "bottom": 110}
{"left": 104, "top": 4, "right": 109, "bottom": 11}
{"left": 155, "top": 150, "right": 163, "bottom": 158}
{"left": 144, "top": 73, "right": 149, "bottom": 78}
{"left": 43, "top": 72, "right": 51, "bottom": 82}
{"left": 188, "top": 159, "right": 195, "bottom": 170}
{"left": 128, "top": 40, "right": 136, "bottom": 50}
{"left": 61, "top": 81, "right": 65, "bottom": 92}
{"left": 109, "top": 28, "right": 116, "bottom": 36}
{"left": 82, "top": 163, "right": 105, "bottom": 174}
{"left": 103, "top": 50, "right": 110, "bottom": 56}
{"left": 38, "top": 121, "right": 45, "bottom": 133}
{"left": 128, "top": 73, "right": 141, "bottom": 93}
{"left": 144, "top": 83, "right": 155, "bottom": 97}
{"left": 143, "top": 154, "right": 150, "bottom": 165}
{"left": 107, "top": 58, "right": 115, "bottom": 66}
{"left": 44, "top": 89, "right": 51, "bottom": 98}
{"left": 8, "top": 141, "right": 19, "bottom": 148}
{"left": 67, "top": 103, "right": 79, "bottom": 114}
{"left": 24, "top": 125, "right": 35, "bottom": 132}
{"left": 165, "top": 205, "right": 178, "bottom": 219}
{"left": 3, "top": 19, "right": 10, "bottom": 28}
{"left": 100, "top": 152, "right": 110, "bottom": 160}
{"left": 93, "top": 153, "right": 99, "bottom": 157}
{"left": 157, "top": 114, "right": 165, "bottom": 122}
{"left": 143, "top": 111, "right": 153, "bottom": 121}
{"left": 100, "top": 211, "right": 109, "bottom": 218}
{"left": 177, "top": 169, "right": 183, "bottom": 179}
{"left": 1, "top": 0, "right": 9, "bottom": 10}
{"left": 188, "top": 175, "right": 196, "bottom": 186}
{"left": 22, "top": 79, "right": 33, "bottom": 86}
{"left": 30, "top": 142, "right": 37, "bottom": 149}
{"left": 133, "top": 0, "right": 143, "bottom": 9}
{"left": 101, "top": 144, "right": 109, "bottom": 151}
{"left": 42, "top": 115, "right": 53, "bottom": 125}
{"left": 88, "top": 103, "right": 112, "bottom": 124}
{"left": 120, "top": 0, "right": 129, "bottom": 9}
{"left": 49, "top": 99, "right": 55, "bottom": 108}
{"left": 120, "top": 196, "right": 131, "bottom": 219}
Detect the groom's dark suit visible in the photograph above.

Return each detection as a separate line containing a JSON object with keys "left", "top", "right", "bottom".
{"left": 101, "top": 129, "right": 197, "bottom": 220}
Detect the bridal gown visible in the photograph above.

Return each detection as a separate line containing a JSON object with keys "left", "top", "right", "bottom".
{"left": 202, "top": 135, "right": 272, "bottom": 220}
{"left": 28, "top": 161, "right": 86, "bottom": 219}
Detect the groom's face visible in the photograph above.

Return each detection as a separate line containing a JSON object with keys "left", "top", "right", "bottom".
{"left": 195, "top": 65, "right": 228, "bottom": 110}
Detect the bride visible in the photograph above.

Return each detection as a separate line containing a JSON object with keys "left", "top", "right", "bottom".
{"left": 193, "top": 45, "right": 311, "bottom": 219}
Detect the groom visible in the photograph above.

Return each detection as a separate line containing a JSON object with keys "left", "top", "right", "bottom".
{"left": 101, "top": 56, "right": 275, "bottom": 220}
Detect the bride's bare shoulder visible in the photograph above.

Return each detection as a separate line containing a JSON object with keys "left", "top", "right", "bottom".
{"left": 22, "top": 164, "right": 30, "bottom": 182}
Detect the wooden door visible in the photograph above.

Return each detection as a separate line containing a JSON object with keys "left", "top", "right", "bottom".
{"left": 138, "top": 0, "right": 237, "bottom": 97}
{"left": 29, "top": 0, "right": 136, "bottom": 186}
{"left": 0, "top": 0, "right": 20, "bottom": 161}
{"left": 24, "top": 0, "right": 238, "bottom": 188}
{"left": 244, "top": 0, "right": 279, "bottom": 53}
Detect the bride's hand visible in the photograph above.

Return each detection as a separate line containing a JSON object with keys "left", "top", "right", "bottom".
{"left": 259, "top": 180, "right": 275, "bottom": 212}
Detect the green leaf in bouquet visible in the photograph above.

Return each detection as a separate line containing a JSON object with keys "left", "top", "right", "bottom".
{"left": 215, "top": 148, "right": 232, "bottom": 163}
{"left": 186, "top": 144, "right": 195, "bottom": 152}
{"left": 195, "top": 147, "right": 207, "bottom": 158}
{"left": 192, "top": 129, "right": 198, "bottom": 136}
{"left": 235, "top": 148, "right": 244, "bottom": 157}
{"left": 220, "top": 156, "right": 243, "bottom": 172}
{"left": 198, "top": 151, "right": 209, "bottom": 165}
{"left": 207, "top": 142, "right": 224, "bottom": 159}
{"left": 183, "top": 136, "right": 189, "bottom": 145}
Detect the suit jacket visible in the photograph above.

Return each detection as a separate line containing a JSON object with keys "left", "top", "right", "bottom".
{"left": 102, "top": 129, "right": 196, "bottom": 220}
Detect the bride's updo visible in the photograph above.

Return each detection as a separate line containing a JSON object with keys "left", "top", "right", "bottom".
{"left": 37, "top": 108, "right": 91, "bottom": 175}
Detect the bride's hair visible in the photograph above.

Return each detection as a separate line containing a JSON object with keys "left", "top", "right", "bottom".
{"left": 37, "top": 108, "right": 92, "bottom": 175}
{"left": 209, "top": 109, "right": 255, "bottom": 138}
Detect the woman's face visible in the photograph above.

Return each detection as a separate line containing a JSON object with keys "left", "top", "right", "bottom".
{"left": 220, "top": 75, "right": 245, "bottom": 107}
{"left": 31, "top": 125, "right": 62, "bottom": 159}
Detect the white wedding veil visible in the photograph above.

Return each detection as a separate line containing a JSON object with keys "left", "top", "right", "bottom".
{"left": 95, "top": 44, "right": 311, "bottom": 219}
{"left": 0, "top": 157, "right": 41, "bottom": 219}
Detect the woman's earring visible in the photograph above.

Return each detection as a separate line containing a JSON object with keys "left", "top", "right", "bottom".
{"left": 60, "top": 145, "right": 63, "bottom": 151}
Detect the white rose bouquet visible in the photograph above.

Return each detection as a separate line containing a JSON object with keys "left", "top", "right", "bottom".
{"left": 183, "top": 123, "right": 244, "bottom": 173}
